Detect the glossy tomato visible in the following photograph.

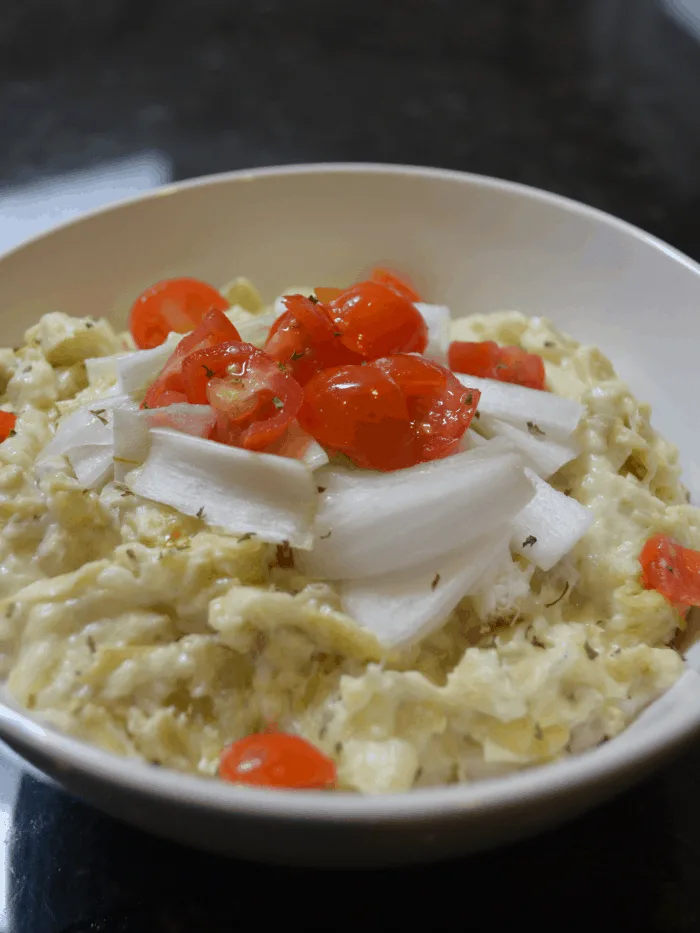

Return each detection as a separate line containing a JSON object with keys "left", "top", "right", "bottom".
{"left": 129, "top": 277, "right": 230, "bottom": 350}
{"left": 298, "top": 355, "right": 479, "bottom": 470}
{"left": 182, "top": 341, "right": 302, "bottom": 451}
{"left": 448, "top": 340, "right": 547, "bottom": 391}
{"left": 640, "top": 534, "right": 700, "bottom": 608}
{"left": 264, "top": 294, "right": 360, "bottom": 384}
{"left": 369, "top": 266, "right": 422, "bottom": 302}
{"left": 375, "top": 354, "right": 480, "bottom": 461}
{"left": 219, "top": 732, "right": 336, "bottom": 790}
{"left": 0, "top": 411, "right": 16, "bottom": 442}
{"left": 298, "top": 363, "right": 413, "bottom": 470}
{"left": 142, "top": 308, "right": 240, "bottom": 409}
{"left": 326, "top": 281, "right": 428, "bottom": 359}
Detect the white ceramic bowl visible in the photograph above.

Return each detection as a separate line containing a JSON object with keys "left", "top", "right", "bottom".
{"left": 1, "top": 163, "right": 700, "bottom": 868}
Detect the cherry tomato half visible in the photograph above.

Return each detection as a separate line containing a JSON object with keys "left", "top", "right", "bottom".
{"left": 142, "top": 308, "right": 240, "bottom": 409}
{"left": 298, "top": 364, "right": 414, "bottom": 470}
{"left": 182, "top": 341, "right": 302, "bottom": 451}
{"left": 370, "top": 266, "right": 422, "bottom": 302}
{"left": 0, "top": 411, "right": 16, "bottom": 442}
{"left": 327, "top": 281, "right": 428, "bottom": 359}
{"left": 219, "top": 732, "right": 336, "bottom": 790}
{"left": 129, "top": 277, "right": 230, "bottom": 350}
{"left": 448, "top": 340, "right": 547, "bottom": 391}
{"left": 640, "top": 534, "right": 700, "bottom": 608}
{"left": 264, "top": 295, "right": 360, "bottom": 385}
{"left": 298, "top": 355, "right": 480, "bottom": 470}
{"left": 375, "top": 354, "right": 481, "bottom": 462}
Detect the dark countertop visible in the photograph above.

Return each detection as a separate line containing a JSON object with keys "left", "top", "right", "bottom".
{"left": 2, "top": 1, "right": 700, "bottom": 929}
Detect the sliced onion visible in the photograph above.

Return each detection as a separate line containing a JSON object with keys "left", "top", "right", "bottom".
{"left": 274, "top": 422, "right": 329, "bottom": 470}
{"left": 112, "top": 404, "right": 218, "bottom": 480}
{"left": 454, "top": 374, "right": 583, "bottom": 441}
{"left": 300, "top": 448, "right": 534, "bottom": 580}
{"left": 38, "top": 394, "right": 137, "bottom": 462}
{"left": 67, "top": 444, "right": 115, "bottom": 489}
{"left": 511, "top": 468, "right": 593, "bottom": 571}
{"left": 478, "top": 413, "right": 579, "bottom": 478}
{"left": 226, "top": 307, "right": 280, "bottom": 348}
{"left": 415, "top": 303, "right": 450, "bottom": 363}
{"left": 126, "top": 428, "right": 317, "bottom": 547}
{"left": 340, "top": 528, "right": 511, "bottom": 649}
{"left": 116, "top": 332, "right": 183, "bottom": 396}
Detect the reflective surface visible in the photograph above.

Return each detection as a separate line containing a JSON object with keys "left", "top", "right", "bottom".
{"left": 2, "top": 0, "right": 700, "bottom": 928}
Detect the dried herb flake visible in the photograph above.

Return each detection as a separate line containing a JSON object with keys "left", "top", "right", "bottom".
{"left": 431, "top": 573, "right": 441, "bottom": 590}
{"left": 527, "top": 421, "right": 546, "bottom": 437}
{"left": 522, "top": 535, "right": 537, "bottom": 548}
{"left": 545, "top": 581, "right": 569, "bottom": 608}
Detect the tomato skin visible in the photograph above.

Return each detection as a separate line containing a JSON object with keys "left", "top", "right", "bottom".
{"left": 375, "top": 354, "right": 481, "bottom": 462}
{"left": 298, "top": 364, "right": 413, "bottom": 470}
{"left": 298, "top": 355, "right": 479, "bottom": 471}
{"left": 327, "top": 282, "right": 428, "bottom": 359}
{"left": 640, "top": 534, "right": 700, "bottom": 608}
{"left": 219, "top": 732, "right": 336, "bottom": 790}
{"left": 264, "top": 295, "right": 361, "bottom": 385}
{"left": 448, "top": 340, "right": 547, "bottom": 391}
{"left": 0, "top": 411, "right": 16, "bottom": 442}
{"left": 182, "top": 341, "right": 302, "bottom": 451}
{"left": 370, "top": 266, "right": 422, "bottom": 302}
{"left": 142, "top": 309, "right": 240, "bottom": 409}
{"left": 129, "top": 277, "right": 230, "bottom": 350}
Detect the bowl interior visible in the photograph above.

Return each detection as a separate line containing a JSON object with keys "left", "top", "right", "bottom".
{"left": 1, "top": 163, "right": 700, "bottom": 830}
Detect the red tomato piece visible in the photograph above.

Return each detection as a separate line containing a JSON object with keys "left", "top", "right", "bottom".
{"left": 142, "top": 308, "right": 240, "bottom": 409}
{"left": 129, "top": 277, "right": 230, "bottom": 350}
{"left": 219, "top": 732, "right": 336, "bottom": 790}
{"left": 182, "top": 341, "right": 302, "bottom": 451}
{"left": 264, "top": 295, "right": 361, "bottom": 385}
{"left": 298, "top": 364, "right": 414, "bottom": 470}
{"left": 327, "top": 281, "right": 428, "bottom": 359}
{"left": 448, "top": 340, "right": 547, "bottom": 391}
{"left": 640, "top": 534, "right": 700, "bottom": 608}
{"left": 0, "top": 411, "right": 16, "bottom": 442}
{"left": 375, "top": 354, "right": 481, "bottom": 462}
{"left": 370, "top": 266, "right": 422, "bottom": 302}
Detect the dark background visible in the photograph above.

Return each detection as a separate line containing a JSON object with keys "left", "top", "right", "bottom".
{"left": 2, "top": 0, "right": 700, "bottom": 930}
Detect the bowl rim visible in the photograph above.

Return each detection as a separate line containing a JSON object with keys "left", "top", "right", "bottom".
{"left": 2, "top": 160, "right": 700, "bottom": 823}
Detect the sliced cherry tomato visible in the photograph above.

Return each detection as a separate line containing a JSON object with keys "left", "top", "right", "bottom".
{"left": 448, "top": 340, "right": 547, "bottom": 391}
{"left": 326, "top": 281, "right": 428, "bottom": 359}
{"left": 0, "top": 411, "right": 16, "bottom": 442}
{"left": 129, "top": 277, "right": 230, "bottom": 350}
{"left": 142, "top": 309, "right": 240, "bottom": 409}
{"left": 298, "top": 364, "right": 414, "bottom": 470}
{"left": 370, "top": 266, "right": 422, "bottom": 302}
{"left": 182, "top": 341, "right": 302, "bottom": 451}
{"left": 264, "top": 295, "right": 361, "bottom": 385}
{"left": 298, "top": 356, "right": 479, "bottom": 470}
{"left": 375, "top": 354, "right": 480, "bottom": 461}
{"left": 640, "top": 534, "right": 700, "bottom": 608}
{"left": 219, "top": 732, "right": 336, "bottom": 790}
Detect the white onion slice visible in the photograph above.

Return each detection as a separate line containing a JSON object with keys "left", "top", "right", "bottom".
{"left": 274, "top": 423, "right": 329, "bottom": 471}
{"left": 67, "top": 444, "right": 115, "bottom": 489}
{"left": 340, "top": 528, "right": 511, "bottom": 649}
{"left": 511, "top": 468, "right": 593, "bottom": 571}
{"left": 454, "top": 374, "right": 583, "bottom": 441}
{"left": 38, "top": 394, "right": 137, "bottom": 462}
{"left": 415, "top": 303, "right": 450, "bottom": 363}
{"left": 113, "top": 404, "right": 217, "bottom": 478}
{"left": 126, "top": 428, "right": 317, "bottom": 547}
{"left": 478, "top": 413, "right": 579, "bottom": 478}
{"left": 301, "top": 448, "right": 534, "bottom": 580}
{"left": 116, "top": 332, "right": 183, "bottom": 396}
{"left": 228, "top": 307, "right": 280, "bottom": 348}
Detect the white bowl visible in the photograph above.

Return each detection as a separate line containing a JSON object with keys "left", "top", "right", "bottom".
{"left": 1, "top": 163, "right": 700, "bottom": 868}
